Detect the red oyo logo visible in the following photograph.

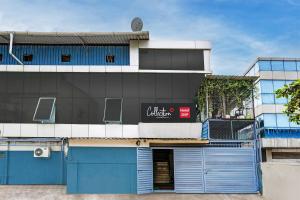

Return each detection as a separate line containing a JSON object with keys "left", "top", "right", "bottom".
{"left": 179, "top": 107, "right": 190, "bottom": 119}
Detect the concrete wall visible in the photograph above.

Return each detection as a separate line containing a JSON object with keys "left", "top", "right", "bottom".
{"left": 262, "top": 162, "right": 300, "bottom": 200}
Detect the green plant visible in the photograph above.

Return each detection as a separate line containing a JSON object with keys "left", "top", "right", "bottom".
{"left": 275, "top": 79, "right": 300, "bottom": 124}
{"left": 197, "top": 76, "right": 255, "bottom": 121}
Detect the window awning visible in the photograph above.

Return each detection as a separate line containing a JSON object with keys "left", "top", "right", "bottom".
{"left": 0, "top": 31, "right": 149, "bottom": 45}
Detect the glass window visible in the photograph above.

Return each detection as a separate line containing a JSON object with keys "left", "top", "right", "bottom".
{"left": 271, "top": 61, "right": 284, "bottom": 71}
{"left": 284, "top": 61, "right": 297, "bottom": 71}
{"left": 260, "top": 80, "right": 273, "bottom": 93}
{"left": 275, "top": 97, "right": 288, "bottom": 104}
{"left": 285, "top": 80, "right": 294, "bottom": 85}
{"left": 276, "top": 114, "right": 290, "bottom": 128}
{"left": 297, "top": 61, "right": 300, "bottom": 71}
{"left": 290, "top": 121, "right": 300, "bottom": 128}
{"left": 103, "top": 98, "right": 122, "bottom": 123}
{"left": 273, "top": 80, "right": 286, "bottom": 91}
{"left": 261, "top": 94, "right": 274, "bottom": 104}
{"left": 33, "top": 97, "right": 56, "bottom": 123}
{"left": 263, "top": 114, "right": 277, "bottom": 127}
{"left": 258, "top": 61, "right": 271, "bottom": 71}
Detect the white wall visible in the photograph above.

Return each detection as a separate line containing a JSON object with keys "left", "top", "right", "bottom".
{"left": 262, "top": 162, "right": 300, "bottom": 200}
{"left": 0, "top": 123, "right": 202, "bottom": 139}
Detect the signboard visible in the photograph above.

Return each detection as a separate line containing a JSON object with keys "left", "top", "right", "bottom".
{"left": 141, "top": 103, "right": 197, "bottom": 123}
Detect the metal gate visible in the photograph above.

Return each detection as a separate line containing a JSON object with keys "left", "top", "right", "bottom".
{"left": 203, "top": 147, "right": 257, "bottom": 193}
{"left": 137, "top": 146, "right": 258, "bottom": 194}
{"left": 137, "top": 148, "right": 153, "bottom": 194}
{"left": 174, "top": 148, "right": 205, "bottom": 193}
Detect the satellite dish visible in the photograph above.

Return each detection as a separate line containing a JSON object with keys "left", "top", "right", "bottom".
{"left": 131, "top": 17, "right": 143, "bottom": 32}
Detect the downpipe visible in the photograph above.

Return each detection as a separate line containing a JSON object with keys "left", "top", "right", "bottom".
{"left": 9, "top": 33, "right": 23, "bottom": 65}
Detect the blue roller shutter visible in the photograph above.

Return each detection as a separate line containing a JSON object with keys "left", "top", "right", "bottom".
{"left": 137, "top": 148, "right": 153, "bottom": 194}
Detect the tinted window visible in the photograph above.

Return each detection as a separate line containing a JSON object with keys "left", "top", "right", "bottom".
{"left": 33, "top": 98, "right": 55, "bottom": 121}
{"left": 104, "top": 98, "right": 122, "bottom": 123}
{"left": 139, "top": 49, "right": 204, "bottom": 70}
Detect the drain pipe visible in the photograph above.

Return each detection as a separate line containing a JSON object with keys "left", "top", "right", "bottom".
{"left": 9, "top": 33, "right": 23, "bottom": 65}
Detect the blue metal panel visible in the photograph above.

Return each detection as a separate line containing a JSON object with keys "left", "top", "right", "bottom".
{"left": 0, "top": 45, "right": 129, "bottom": 65}
{"left": 137, "top": 148, "right": 153, "bottom": 194}
{"left": 67, "top": 147, "right": 137, "bottom": 194}
{"left": 203, "top": 147, "right": 258, "bottom": 193}
{"left": 201, "top": 120, "right": 209, "bottom": 139}
{"left": 0, "top": 151, "right": 8, "bottom": 184}
{"left": 0, "top": 151, "right": 65, "bottom": 185}
{"left": 174, "top": 148, "right": 205, "bottom": 193}
{"left": 262, "top": 128, "right": 300, "bottom": 138}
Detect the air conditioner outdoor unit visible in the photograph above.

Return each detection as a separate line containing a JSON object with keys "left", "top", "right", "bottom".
{"left": 34, "top": 147, "right": 51, "bottom": 158}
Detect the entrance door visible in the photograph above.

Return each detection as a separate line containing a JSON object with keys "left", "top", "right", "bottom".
{"left": 174, "top": 148, "right": 205, "bottom": 193}
{"left": 137, "top": 148, "right": 153, "bottom": 194}
{"left": 153, "top": 149, "right": 174, "bottom": 191}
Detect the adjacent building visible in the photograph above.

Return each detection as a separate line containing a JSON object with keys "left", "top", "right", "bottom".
{"left": 244, "top": 57, "right": 300, "bottom": 161}
{"left": 0, "top": 31, "right": 259, "bottom": 194}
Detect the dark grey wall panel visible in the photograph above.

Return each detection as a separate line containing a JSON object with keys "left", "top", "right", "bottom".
{"left": 0, "top": 72, "right": 204, "bottom": 124}
{"left": 22, "top": 97, "right": 38, "bottom": 123}
{"left": 156, "top": 74, "right": 172, "bottom": 98}
{"left": 172, "top": 74, "right": 189, "bottom": 99}
{"left": 7, "top": 73, "right": 23, "bottom": 95}
{"left": 122, "top": 98, "right": 140, "bottom": 124}
{"left": 106, "top": 73, "right": 122, "bottom": 98}
{"left": 139, "top": 74, "right": 156, "bottom": 98}
{"left": 73, "top": 74, "right": 90, "bottom": 98}
{"left": 40, "top": 73, "right": 57, "bottom": 95}
{"left": 123, "top": 74, "right": 139, "bottom": 98}
{"left": 89, "top": 98, "right": 105, "bottom": 124}
{"left": 57, "top": 74, "right": 73, "bottom": 98}
{"left": 139, "top": 49, "right": 204, "bottom": 70}
{"left": 90, "top": 74, "right": 106, "bottom": 98}
{"left": 56, "top": 98, "right": 72, "bottom": 124}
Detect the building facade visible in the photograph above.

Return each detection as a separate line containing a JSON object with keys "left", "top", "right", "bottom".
{"left": 244, "top": 58, "right": 300, "bottom": 161}
{"left": 0, "top": 31, "right": 259, "bottom": 194}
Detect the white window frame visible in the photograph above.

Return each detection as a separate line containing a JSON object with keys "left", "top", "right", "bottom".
{"left": 33, "top": 97, "right": 56, "bottom": 124}
{"left": 103, "top": 98, "right": 123, "bottom": 124}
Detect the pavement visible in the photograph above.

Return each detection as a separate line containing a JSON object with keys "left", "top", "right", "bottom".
{"left": 0, "top": 186, "right": 265, "bottom": 200}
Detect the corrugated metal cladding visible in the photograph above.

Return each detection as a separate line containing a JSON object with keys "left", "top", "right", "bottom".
{"left": 174, "top": 148, "right": 205, "bottom": 193}
{"left": 0, "top": 151, "right": 66, "bottom": 185}
{"left": 137, "top": 148, "right": 153, "bottom": 194}
{"left": 203, "top": 148, "right": 257, "bottom": 193}
{"left": 0, "top": 45, "right": 129, "bottom": 65}
{"left": 137, "top": 147, "right": 258, "bottom": 194}
{"left": 67, "top": 147, "right": 137, "bottom": 194}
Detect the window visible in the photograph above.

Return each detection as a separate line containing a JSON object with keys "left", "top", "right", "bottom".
{"left": 0, "top": 54, "right": 2, "bottom": 62}
{"left": 106, "top": 55, "right": 115, "bottom": 63}
{"left": 271, "top": 61, "right": 284, "bottom": 71}
{"left": 23, "top": 54, "right": 33, "bottom": 62}
{"left": 261, "top": 94, "right": 274, "bottom": 104}
{"left": 263, "top": 114, "right": 277, "bottom": 127}
{"left": 258, "top": 61, "right": 271, "bottom": 71}
{"left": 61, "top": 55, "right": 71, "bottom": 62}
{"left": 272, "top": 152, "right": 300, "bottom": 160}
{"left": 276, "top": 114, "right": 290, "bottom": 128}
{"left": 284, "top": 61, "right": 297, "bottom": 71}
{"left": 33, "top": 97, "right": 56, "bottom": 123}
{"left": 260, "top": 80, "right": 273, "bottom": 93}
{"left": 103, "top": 98, "right": 122, "bottom": 123}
